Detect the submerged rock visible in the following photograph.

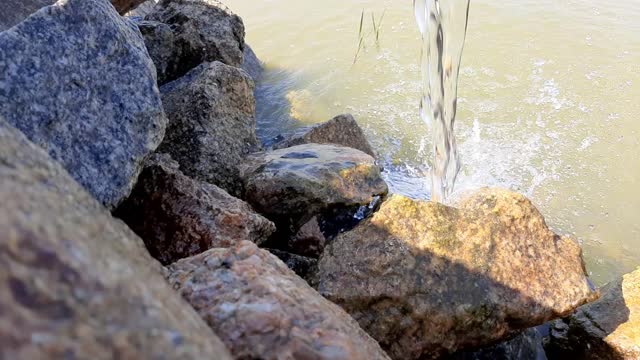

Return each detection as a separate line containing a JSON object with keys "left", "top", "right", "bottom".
{"left": 316, "top": 189, "right": 598, "bottom": 359}
{"left": 157, "top": 61, "right": 257, "bottom": 196}
{"left": 0, "top": 0, "right": 166, "bottom": 209}
{"left": 240, "top": 143, "right": 388, "bottom": 252}
{"left": 146, "top": 0, "right": 245, "bottom": 83}
{"left": 166, "top": 241, "right": 391, "bottom": 360}
{"left": 114, "top": 153, "right": 275, "bottom": 265}
{"left": 0, "top": 119, "right": 231, "bottom": 359}
{"left": 274, "top": 114, "right": 376, "bottom": 157}
{"left": 545, "top": 267, "right": 640, "bottom": 359}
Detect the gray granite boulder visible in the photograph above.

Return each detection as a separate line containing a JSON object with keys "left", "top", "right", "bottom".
{"left": 0, "top": 0, "right": 166, "bottom": 209}
{"left": 157, "top": 61, "right": 257, "bottom": 196}
{"left": 316, "top": 189, "right": 598, "bottom": 359}
{"left": 0, "top": 119, "right": 232, "bottom": 359}
{"left": 114, "top": 153, "right": 275, "bottom": 265}
{"left": 167, "top": 241, "right": 391, "bottom": 360}
{"left": 135, "top": 20, "right": 176, "bottom": 85}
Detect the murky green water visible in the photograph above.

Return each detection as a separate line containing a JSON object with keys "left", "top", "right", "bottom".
{"left": 226, "top": 0, "right": 640, "bottom": 285}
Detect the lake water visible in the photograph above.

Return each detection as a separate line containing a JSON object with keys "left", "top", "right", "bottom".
{"left": 225, "top": 0, "right": 640, "bottom": 285}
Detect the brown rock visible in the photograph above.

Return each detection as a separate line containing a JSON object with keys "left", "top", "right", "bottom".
{"left": 114, "top": 153, "right": 275, "bottom": 265}
{"left": 166, "top": 241, "right": 391, "bottom": 360}
{"left": 545, "top": 267, "right": 640, "bottom": 359}
{"left": 0, "top": 119, "right": 231, "bottom": 359}
{"left": 316, "top": 189, "right": 598, "bottom": 359}
{"left": 273, "top": 114, "right": 376, "bottom": 157}
{"left": 157, "top": 61, "right": 258, "bottom": 197}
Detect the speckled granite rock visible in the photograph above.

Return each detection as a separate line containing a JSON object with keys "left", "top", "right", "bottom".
{"left": 157, "top": 61, "right": 257, "bottom": 196}
{"left": 545, "top": 267, "right": 640, "bottom": 359}
{"left": 166, "top": 241, "right": 391, "bottom": 360}
{"left": 114, "top": 153, "right": 275, "bottom": 265}
{"left": 239, "top": 144, "right": 388, "bottom": 250}
{"left": 0, "top": 0, "right": 166, "bottom": 209}
{"left": 0, "top": 119, "right": 231, "bottom": 359}
{"left": 273, "top": 114, "right": 375, "bottom": 157}
{"left": 316, "top": 189, "right": 598, "bottom": 359}
{"left": 242, "top": 44, "right": 264, "bottom": 81}
{"left": 448, "top": 328, "right": 547, "bottom": 360}
{"left": 135, "top": 20, "right": 177, "bottom": 85}
{"left": 145, "top": 0, "right": 245, "bottom": 83}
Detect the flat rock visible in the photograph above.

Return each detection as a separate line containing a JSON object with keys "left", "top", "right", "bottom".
{"left": 274, "top": 114, "right": 375, "bottom": 157}
{"left": 316, "top": 188, "right": 598, "bottom": 359}
{"left": 545, "top": 267, "right": 640, "bottom": 359}
{"left": 114, "top": 153, "right": 275, "bottom": 265}
{"left": 239, "top": 143, "right": 388, "bottom": 251}
{"left": 0, "top": 119, "right": 232, "bottom": 359}
{"left": 0, "top": 0, "right": 166, "bottom": 209}
{"left": 146, "top": 0, "right": 245, "bottom": 83}
{"left": 157, "top": 61, "right": 257, "bottom": 196}
{"left": 166, "top": 241, "right": 391, "bottom": 360}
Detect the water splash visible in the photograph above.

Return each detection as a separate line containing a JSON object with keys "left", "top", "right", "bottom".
{"left": 414, "top": 0, "right": 470, "bottom": 203}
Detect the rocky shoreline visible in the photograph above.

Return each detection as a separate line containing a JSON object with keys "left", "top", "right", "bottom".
{"left": 0, "top": 0, "right": 638, "bottom": 359}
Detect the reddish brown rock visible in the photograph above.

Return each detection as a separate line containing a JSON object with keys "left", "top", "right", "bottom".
{"left": 316, "top": 189, "right": 598, "bottom": 359}
{"left": 166, "top": 241, "right": 391, "bottom": 360}
{"left": 115, "top": 153, "right": 275, "bottom": 265}
{"left": 0, "top": 119, "right": 231, "bottom": 359}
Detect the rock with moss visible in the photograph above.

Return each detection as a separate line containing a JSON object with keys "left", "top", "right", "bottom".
{"left": 0, "top": 119, "right": 231, "bottom": 359}
{"left": 316, "top": 188, "right": 598, "bottom": 359}
{"left": 545, "top": 267, "right": 640, "bottom": 359}
{"left": 166, "top": 241, "right": 391, "bottom": 360}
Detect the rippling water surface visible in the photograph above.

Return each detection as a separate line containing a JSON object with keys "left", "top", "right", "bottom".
{"left": 226, "top": 0, "right": 640, "bottom": 285}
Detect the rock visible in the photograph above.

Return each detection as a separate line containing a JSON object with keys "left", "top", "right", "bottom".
{"left": 0, "top": 119, "right": 232, "bottom": 359}
{"left": 239, "top": 144, "right": 388, "bottom": 251}
{"left": 114, "top": 153, "right": 275, "bottom": 265}
{"left": 145, "top": 0, "right": 245, "bottom": 83}
{"left": 545, "top": 267, "right": 640, "bottom": 359}
{"left": 0, "top": 0, "right": 166, "bottom": 209}
{"left": 316, "top": 189, "right": 598, "bottom": 359}
{"left": 111, "top": 0, "right": 147, "bottom": 14}
{"left": 157, "top": 61, "right": 257, "bottom": 196}
{"left": 274, "top": 114, "right": 376, "bottom": 157}
{"left": 135, "top": 20, "right": 178, "bottom": 85}
{"left": 124, "top": 0, "right": 157, "bottom": 17}
{"left": 166, "top": 241, "right": 391, "bottom": 360}
{"left": 242, "top": 44, "right": 264, "bottom": 81}
{"left": 267, "top": 248, "right": 318, "bottom": 283}
{"left": 448, "top": 328, "right": 547, "bottom": 360}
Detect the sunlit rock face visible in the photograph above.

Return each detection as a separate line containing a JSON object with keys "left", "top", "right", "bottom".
{"left": 546, "top": 267, "right": 640, "bottom": 360}
{"left": 316, "top": 188, "right": 598, "bottom": 359}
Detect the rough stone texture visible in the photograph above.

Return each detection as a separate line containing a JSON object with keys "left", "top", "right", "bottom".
{"left": 157, "top": 61, "right": 257, "bottom": 196}
{"left": 273, "top": 114, "right": 376, "bottom": 157}
{"left": 267, "top": 248, "right": 318, "bottom": 283}
{"left": 0, "top": 119, "right": 232, "bottom": 359}
{"left": 135, "top": 20, "right": 177, "bottom": 85}
{"left": 316, "top": 189, "right": 598, "bottom": 359}
{"left": 288, "top": 216, "right": 326, "bottom": 258}
{"left": 0, "top": 0, "right": 166, "bottom": 209}
{"left": 239, "top": 143, "right": 388, "bottom": 248}
{"left": 448, "top": 328, "right": 547, "bottom": 360}
{"left": 242, "top": 44, "right": 264, "bottom": 81}
{"left": 545, "top": 267, "right": 640, "bottom": 359}
{"left": 114, "top": 153, "right": 275, "bottom": 265}
{"left": 146, "top": 0, "right": 245, "bottom": 83}
{"left": 125, "top": 0, "right": 158, "bottom": 18}
{"left": 166, "top": 241, "right": 391, "bottom": 360}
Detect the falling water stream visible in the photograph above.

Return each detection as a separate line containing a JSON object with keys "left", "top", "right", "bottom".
{"left": 414, "top": 0, "right": 470, "bottom": 203}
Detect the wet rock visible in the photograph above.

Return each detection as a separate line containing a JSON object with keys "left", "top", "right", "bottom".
{"left": 274, "top": 114, "right": 376, "bottom": 157}
{"left": 242, "top": 44, "right": 264, "bottom": 81}
{"left": 545, "top": 267, "right": 640, "bottom": 359}
{"left": 239, "top": 144, "right": 388, "bottom": 250}
{"left": 0, "top": 119, "right": 231, "bottom": 359}
{"left": 448, "top": 328, "right": 547, "bottom": 360}
{"left": 267, "top": 248, "right": 318, "bottom": 282}
{"left": 114, "top": 153, "right": 275, "bottom": 265}
{"left": 166, "top": 241, "right": 391, "bottom": 360}
{"left": 316, "top": 188, "right": 598, "bottom": 359}
{"left": 157, "top": 61, "right": 257, "bottom": 196}
{"left": 0, "top": 0, "right": 166, "bottom": 209}
{"left": 135, "top": 20, "right": 177, "bottom": 85}
{"left": 146, "top": 0, "right": 245, "bottom": 83}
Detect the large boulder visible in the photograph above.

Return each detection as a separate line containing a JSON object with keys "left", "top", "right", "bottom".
{"left": 239, "top": 143, "right": 388, "bottom": 253}
{"left": 135, "top": 20, "right": 177, "bottom": 85}
{"left": 166, "top": 241, "right": 391, "bottom": 360}
{"left": 273, "top": 114, "right": 376, "bottom": 157}
{"left": 0, "top": 119, "right": 232, "bottom": 359}
{"left": 545, "top": 267, "right": 640, "bottom": 359}
{"left": 0, "top": 0, "right": 166, "bottom": 209}
{"left": 316, "top": 189, "right": 598, "bottom": 359}
{"left": 145, "top": 0, "right": 245, "bottom": 84}
{"left": 114, "top": 153, "right": 275, "bottom": 265}
{"left": 157, "top": 61, "right": 258, "bottom": 196}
